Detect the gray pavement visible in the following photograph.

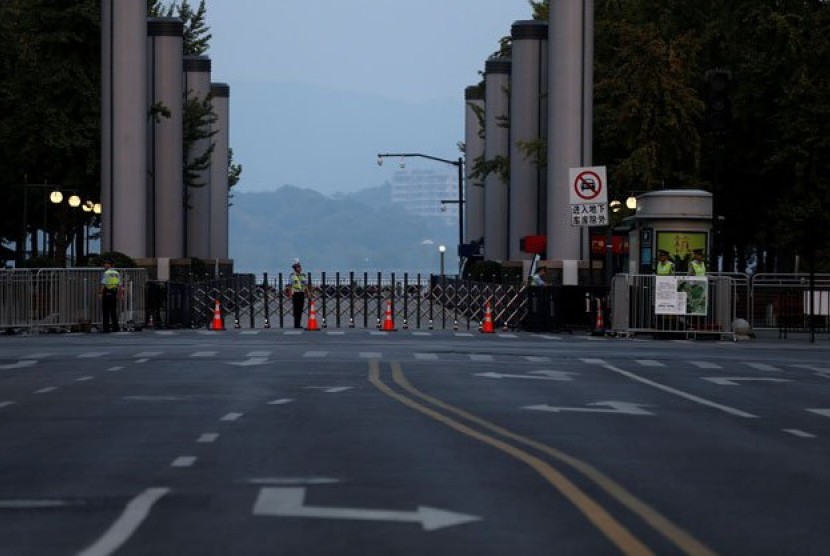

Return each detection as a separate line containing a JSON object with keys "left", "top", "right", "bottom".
{"left": 0, "top": 328, "right": 828, "bottom": 555}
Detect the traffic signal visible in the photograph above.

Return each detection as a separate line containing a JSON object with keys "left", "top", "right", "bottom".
{"left": 705, "top": 69, "right": 732, "bottom": 133}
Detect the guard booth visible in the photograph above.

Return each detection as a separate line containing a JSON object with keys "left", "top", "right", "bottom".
{"left": 626, "top": 189, "right": 714, "bottom": 275}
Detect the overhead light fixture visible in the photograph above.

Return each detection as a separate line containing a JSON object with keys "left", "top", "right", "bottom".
{"left": 49, "top": 190, "right": 63, "bottom": 204}
{"left": 69, "top": 195, "right": 81, "bottom": 207}
{"left": 625, "top": 196, "right": 637, "bottom": 210}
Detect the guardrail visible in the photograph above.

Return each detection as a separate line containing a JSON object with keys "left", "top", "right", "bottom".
{"left": 0, "top": 268, "right": 147, "bottom": 333}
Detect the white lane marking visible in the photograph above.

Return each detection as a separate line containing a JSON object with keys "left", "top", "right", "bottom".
{"left": 369, "top": 331, "right": 389, "bottom": 336}
{"left": 792, "top": 364, "right": 830, "bottom": 372}
{"left": 499, "top": 334, "right": 518, "bottom": 339}
{"left": 303, "top": 351, "right": 328, "bottom": 358}
{"left": 469, "top": 354, "right": 494, "bottom": 362}
{"left": 77, "top": 487, "right": 170, "bottom": 556}
{"left": 246, "top": 477, "right": 339, "bottom": 485}
{"left": 412, "top": 332, "right": 432, "bottom": 336}
{"left": 702, "top": 377, "right": 791, "bottom": 386}
{"left": 538, "top": 335, "right": 563, "bottom": 341}
{"left": 171, "top": 456, "right": 197, "bottom": 468}
{"left": 134, "top": 352, "right": 162, "bottom": 359}
{"left": 327, "top": 331, "right": 345, "bottom": 336}
{"left": 414, "top": 353, "right": 438, "bottom": 361}
{"left": 240, "top": 330, "right": 260, "bottom": 335}
{"left": 454, "top": 332, "right": 474, "bottom": 337}
{"left": 191, "top": 351, "right": 218, "bottom": 358}
{"left": 783, "top": 429, "right": 815, "bottom": 438}
{"left": 524, "top": 401, "right": 655, "bottom": 416}
{"left": 359, "top": 352, "right": 382, "bottom": 359}
{"left": 476, "top": 371, "right": 574, "bottom": 381}
{"left": 0, "top": 360, "right": 37, "bottom": 370}
{"left": 252, "top": 487, "right": 481, "bottom": 531}
{"left": 106, "top": 366, "right": 124, "bottom": 372}
{"left": 228, "top": 357, "right": 269, "bottom": 367}
{"left": 76, "top": 376, "right": 95, "bottom": 382}
{"left": 582, "top": 358, "right": 757, "bottom": 419}
{"left": 690, "top": 361, "right": 722, "bottom": 369}
{"left": 524, "top": 356, "right": 551, "bottom": 363}
{"left": 197, "top": 433, "right": 219, "bottom": 443}
{"left": 35, "top": 387, "right": 59, "bottom": 394}
{"left": 78, "top": 352, "right": 107, "bottom": 359}
{"left": 305, "top": 386, "right": 353, "bottom": 394}
{"left": 284, "top": 330, "right": 303, "bottom": 335}
{"left": 807, "top": 409, "right": 830, "bottom": 418}
{"left": 0, "top": 401, "right": 17, "bottom": 409}
{"left": 744, "top": 362, "right": 781, "bottom": 372}
{"left": 248, "top": 351, "right": 271, "bottom": 357}
{"left": 267, "top": 398, "right": 294, "bottom": 405}
{"left": 26, "top": 353, "right": 52, "bottom": 359}
{"left": 221, "top": 412, "right": 243, "bottom": 422}
{"left": 635, "top": 359, "right": 665, "bottom": 367}
{"left": 0, "top": 499, "right": 74, "bottom": 508}
{"left": 154, "top": 330, "right": 176, "bottom": 336}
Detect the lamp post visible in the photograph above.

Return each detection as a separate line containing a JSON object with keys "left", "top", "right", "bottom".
{"left": 377, "top": 152, "right": 464, "bottom": 269}
{"left": 20, "top": 181, "right": 64, "bottom": 261}
{"left": 439, "top": 244, "right": 446, "bottom": 277}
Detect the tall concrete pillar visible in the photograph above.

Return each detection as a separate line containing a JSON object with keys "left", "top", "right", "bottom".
{"left": 483, "top": 57, "right": 511, "bottom": 262}
{"left": 464, "top": 85, "right": 485, "bottom": 247}
{"left": 183, "top": 55, "right": 212, "bottom": 259}
{"left": 101, "top": 0, "right": 147, "bottom": 257}
{"left": 509, "top": 20, "right": 548, "bottom": 261}
{"left": 147, "top": 17, "right": 184, "bottom": 259}
{"left": 209, "top": 83, "right": 230, "bottom": 260}
{"left": 547, "top": 0, "right": 594, "bottom": 264}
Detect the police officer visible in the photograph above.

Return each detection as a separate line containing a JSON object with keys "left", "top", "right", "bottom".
{"left": 689, "top": 248, "right": 707, "bottom": 276}
{"left": 656, "top": 249, "right": 675, "bottom": 276}
{"left": 289, "top": 260, "right": 309, "bottom": 329}
{"left": 99, "top": 259, "right": 122, "bottom": 332}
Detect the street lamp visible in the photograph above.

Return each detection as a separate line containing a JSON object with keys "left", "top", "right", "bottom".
{"left": 377, "top": 152, "right": 464, "bottom": 266}
{"left": 439, "top": 244, "right": 446, "bottom": 276}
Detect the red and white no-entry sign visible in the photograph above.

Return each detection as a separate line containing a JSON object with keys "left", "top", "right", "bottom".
{"left": 569, "top": 166, "right": 609, "bottom": 228}
{"left": 569, "top": 166, "right": 607, "bottom": 203}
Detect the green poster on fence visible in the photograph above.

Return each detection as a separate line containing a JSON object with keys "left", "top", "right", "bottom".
{"left": 655, "top": 276, "right": 708, "bottom": 316}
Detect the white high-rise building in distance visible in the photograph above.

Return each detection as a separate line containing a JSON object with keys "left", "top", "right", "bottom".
{"left": 389, "top": 168, "right": 458, "bottom": 224}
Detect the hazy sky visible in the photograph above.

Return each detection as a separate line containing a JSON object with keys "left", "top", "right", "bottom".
{"left": 204, "top": 0, "right": 536, "bottom": 195}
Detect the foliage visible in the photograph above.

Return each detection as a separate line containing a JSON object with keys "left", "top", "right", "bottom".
{"left": 87, "top": 251, "right": 137, "bottom": 268}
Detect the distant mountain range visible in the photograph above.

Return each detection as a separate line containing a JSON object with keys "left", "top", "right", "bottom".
{"left": 229, "top": 185, "right": 458, "bottom": 275}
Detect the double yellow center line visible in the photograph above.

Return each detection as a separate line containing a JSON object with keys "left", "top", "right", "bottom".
{"left": 368, "top": 360, "right": 716, "bottom": 556}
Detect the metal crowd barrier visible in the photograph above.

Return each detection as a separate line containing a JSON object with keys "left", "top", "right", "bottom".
{"left": 0, "top": 268, "right": 147, "bottom": 333}
{"left": 751, "top": 273, "right": 830, "bottom": 336}
{"left": 183, "top": 272, "right": 528, "bottom": 330}
{"left": 610, "top": 273, "right": 737, "bottom": 340}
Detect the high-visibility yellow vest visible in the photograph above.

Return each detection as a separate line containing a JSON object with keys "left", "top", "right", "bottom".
{"left": 689, "top": 260, "right": 707, "bottom": 276}
{"left": 102, "top": 268, "right": 121, "bottom": 290}
{"left": 290, "top": 272, "right": 307, "bottom": 293}
{"left": 656, "top": 261, "right": 675, "bottom": 276}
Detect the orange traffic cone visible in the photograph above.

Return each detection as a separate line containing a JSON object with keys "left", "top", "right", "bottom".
{"left": 306, "top": 299, "right": 320, "bottom": 331}
{"left": 210, "top": 299, "right": 225, "bottom": 331}
{"left": 481, "top": 302, "right": 495, "bottom": 334}
{"left": 382, "top": 300, "right": 396, "bottom": 331}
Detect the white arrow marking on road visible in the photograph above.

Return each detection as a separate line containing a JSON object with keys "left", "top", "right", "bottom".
{"left": 523, "top": 401, "right": 654, "bottom": 416}
{"left": 475, "top": 371, "right": 574, "bottom": 381}
{"left": 252, "top": 487, "right": 480, "bottom": 531}
{"left": 807, "top": 409, "right": 830, "bottom": 418}
{"left": 701, "top": 377, "right": 791, "bottom": 386}
{"left": 0, "top": 401, "right": 16, "bottom": 409}
{"left": 0, "top": 360, "right": 37, "bottom": 370}
{"left": 228, "top": 357, "right": 269, "bottom": 367}
{"left": 305, "top": 386, "right": 353, "bottom": 394}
